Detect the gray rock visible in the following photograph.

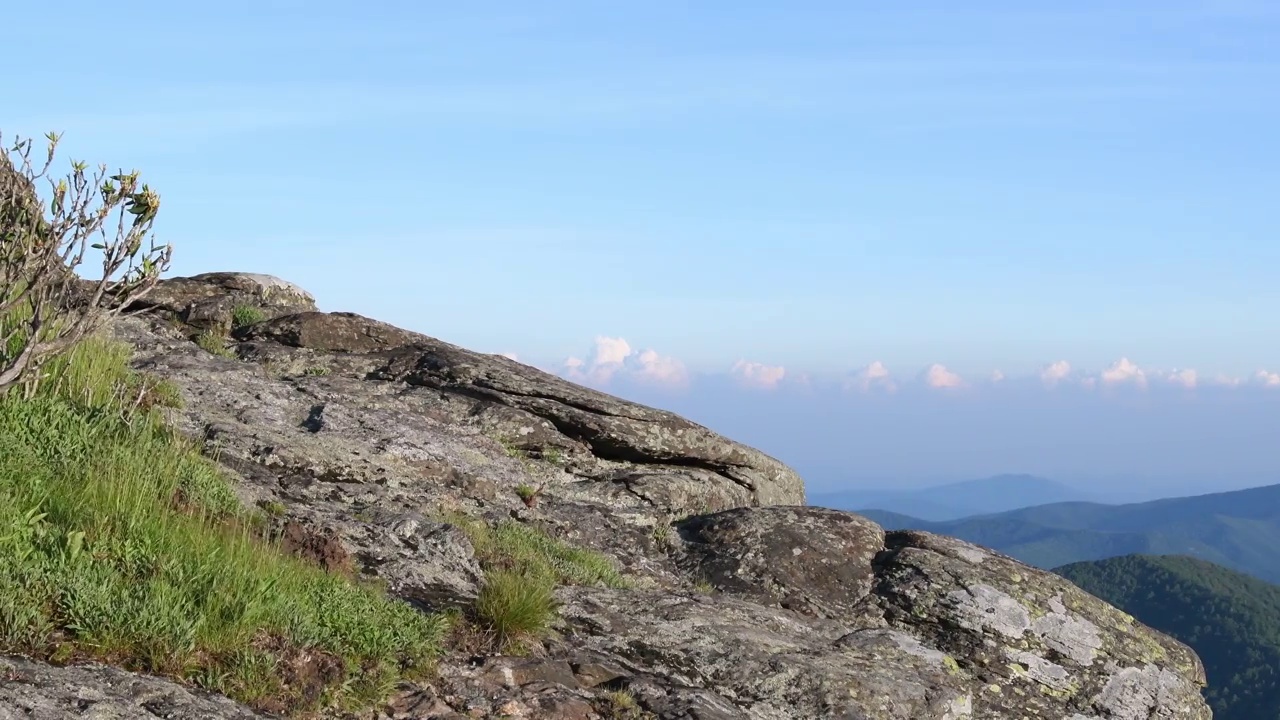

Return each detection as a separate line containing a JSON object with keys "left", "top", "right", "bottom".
{"left": 0, "top": 655, "right": 264, "bottom": 719}
{"left": 676, "top": 505, "right": 884, "bottom": 618}
{"left": 1, "top": 273, "right": 1212, "bottom": 720}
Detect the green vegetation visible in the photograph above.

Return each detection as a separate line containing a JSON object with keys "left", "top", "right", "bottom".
{"left": 195, "top": 329, "right": 234, "bottom": 358}
{"left": 230, "top": 304, "right": 266, "bottom": 328}
{"left": 2, "top": 130, "right": 172, "bottom": 394}
{"left": 440, "top": 511, "right": 627, "bottom": 648}
{"left": 599, "top": 688, "right": 653, "bottom": 719}
{"left": 651, "top": 520, "right": 673, "bottom": 547}
{"left": 1056, "top": 554, "right": 1280, "bottom": 720}
{"left": 473, "top": 569, "right": 556, "bottom": 645}
{"left": 863, "top": 482, "right": 1280, "bottom": 584}
{"left": 514, "top": 483, "right": 542, "bottom": 507}
{"left": 0, "top": 337, "right": 448, "bottom": 715}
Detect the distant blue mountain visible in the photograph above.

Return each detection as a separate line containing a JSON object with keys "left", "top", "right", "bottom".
{"left": 860, "top": 481, "right": 1280, "bottom": 584}
{"left": 810, "top": 473, "right": 1094, "bottom": 521}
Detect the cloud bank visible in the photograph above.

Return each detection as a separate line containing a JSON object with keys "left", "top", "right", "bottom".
{"left": 543, "top": 336, "right": 1280, "bottom": 399}
{"left": 561, "top": 336, "right": 688, "bottom": 389}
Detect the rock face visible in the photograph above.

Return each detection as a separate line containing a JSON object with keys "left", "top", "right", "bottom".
{"left": 1, "top": 272, "right": 1213, "bottom": 719}
{"left": 0, "top": 655, "right": 261, "bottom": 720}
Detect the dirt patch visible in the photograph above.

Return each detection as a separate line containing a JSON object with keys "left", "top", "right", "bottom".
{"left": 245, "top": 633, "right": 346, "bottom": 716}
{"left": 279, "top": 521, "right": 354, "bottom": 574}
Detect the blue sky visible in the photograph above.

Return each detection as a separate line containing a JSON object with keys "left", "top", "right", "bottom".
{"left": 5, "top": 1, "right": 1279, "bottom": 492}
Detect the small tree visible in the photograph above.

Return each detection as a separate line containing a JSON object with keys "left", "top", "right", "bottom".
{"left": 0, "top": 131, "right": 172, "bottom": 394}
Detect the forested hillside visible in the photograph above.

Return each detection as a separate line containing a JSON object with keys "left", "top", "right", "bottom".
{"left": 1056, "top": 554, "right": 1280, "bottom": 720}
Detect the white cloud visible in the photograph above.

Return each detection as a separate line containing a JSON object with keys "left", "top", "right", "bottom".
{"left": 730, "top": 360, "right": 787, "bottom": 389}
{"left": 1211, "top": 374, "right": 1244, "bottom": 387}
{"left": 561, "top": 336, "right": 686, "bottom": 388}
{"left": 1100, "top": 357, "right": 1147, "bottom": 388}
{"left": 923, "top": 363, "right": 964, "bottom": 389}
{"left": 1256, "top": 370, "right": 1280, "bottom": 387}
{"left": 1164, "top": 368, "right": 1198, "bottom": 388}
{"left": 1040, "top": 360, "right": 1072, "bottom": 386}
{"left": 990, "top": 370, "right": 1006, "bottom": 383}
{"left": 845, "top": 361, "right": 897, "bottom": 393}
{"left": 633, "top": 348, "right": 689, "bottom": 387}
{"left": 591, "top": 336, "right": 634, "bottom": 367}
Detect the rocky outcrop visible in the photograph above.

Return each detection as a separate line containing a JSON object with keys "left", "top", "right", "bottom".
{"left": 0, "top": 655, "right": 261, "bottom": 719}
{"left": 1, "top": 273, "right": 1213, "bottom": 719}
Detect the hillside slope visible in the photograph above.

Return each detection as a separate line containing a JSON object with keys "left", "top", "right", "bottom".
{"left": 861, "top": 482, "right": 1280, "bottom": 582}
{"left": 1056, "top": 554, "right": 1280, "bottom": 720}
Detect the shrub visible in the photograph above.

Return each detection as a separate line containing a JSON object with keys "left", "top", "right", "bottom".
{"left": 1, "top": 131, "right": 172, "bottom": 395}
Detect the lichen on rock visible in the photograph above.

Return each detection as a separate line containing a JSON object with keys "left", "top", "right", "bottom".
{"left": 2, "top": 272, "right": 1213, "bottom": 720}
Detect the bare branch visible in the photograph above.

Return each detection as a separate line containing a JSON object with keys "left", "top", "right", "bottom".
{"left": 0, "top": 130, "right": 173, "bottom": 395}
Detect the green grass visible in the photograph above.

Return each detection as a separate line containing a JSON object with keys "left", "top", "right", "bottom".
{"left": 473, "top": 570, "right": 556, "bottom": 644}
{"left": 230, "top": 305, "right": 266, "bottom": 328}
{"left": 195, "top": 329, "right": 234, "bottom": 358}
{"left": 448, "top": 514, "right": 629, "bottom": 589}
{"left": 0, "top": 337, "right": 448, "bottom": 715}
{"left": 514, "top": 483, "right": 541, "bottom": 505}
{"left": 600, "top": 689, "right": 652, "bottom": 719}
{"left": 438, "top": 510, "right": 627, "bottom": 648}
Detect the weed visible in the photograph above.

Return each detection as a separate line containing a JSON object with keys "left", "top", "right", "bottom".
{"left": 195, "top": 329, "right": 234, "bottom": 358}
{"left": 499, "top": 438, "right": 526, "bottom": 459}
{"left": 302, "top": 366, "right": 330, "bottom": 376}
{"left": 539, "top": 447, "right": 564, "bottom": 465}
{"left": 600, "top": 689, "right": 653, "bottom": 719}
{"left": 514, "top": 483, "right": 543, "bottom": 508}
{"left": 260, "top": 500, "right": 288, "bottom": 517}
{"left": 230, "top": 305, "right": 266, "bottom": 328}
{"left": 651, "top": 521, "right": 673, "bottom": 547}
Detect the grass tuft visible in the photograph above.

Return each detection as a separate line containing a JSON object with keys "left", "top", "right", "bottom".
{"left": 230, "top": 305, "right": 266, "bottom": 328}
{"left": 473, "top": 569, "right": 557, "bottom": 645}
{"left": 0, "top": 336, "right": 447, "bottom": 715}
{"left": 438, "top": 510, "right": 627, "bottom": 648}
{"left": 195, "top": 329, "right": 234, "bottom": 358}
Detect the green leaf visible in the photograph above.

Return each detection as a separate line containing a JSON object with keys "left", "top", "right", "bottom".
{"left": 66, "top": 530, "right": 86, "bottom": 562}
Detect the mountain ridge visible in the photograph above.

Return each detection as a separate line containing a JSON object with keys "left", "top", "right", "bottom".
{"left": 812, "top": 473, "right": 1094, "bottom": 521}
{"left": 863, "top": 481, "right": 1280, "bottom": 582}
